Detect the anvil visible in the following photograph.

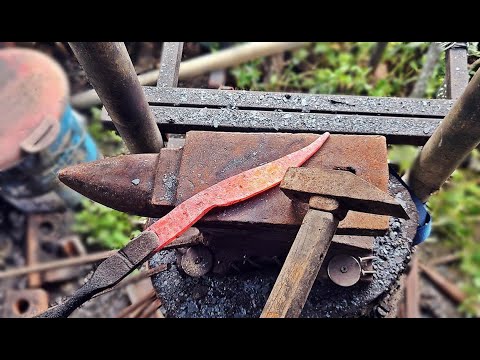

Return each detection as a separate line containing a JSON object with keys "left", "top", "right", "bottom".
{"left": 60, "top": 131, "right": 389, "bottom": 274}
{"left": 60, "top": 131, "right": 389, "bottom": 234}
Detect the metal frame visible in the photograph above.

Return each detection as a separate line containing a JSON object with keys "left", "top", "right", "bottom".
{"left": 98, "top": 42, "right": 469, "bottom": 145}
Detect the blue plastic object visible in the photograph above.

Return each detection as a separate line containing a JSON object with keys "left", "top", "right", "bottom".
{"left": 389, "top": 166, "right": 432, "bottom": 245}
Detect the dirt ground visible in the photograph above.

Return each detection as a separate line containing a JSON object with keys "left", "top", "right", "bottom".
{"left": 0, "top": 42, "right": 468, "bottom": 318}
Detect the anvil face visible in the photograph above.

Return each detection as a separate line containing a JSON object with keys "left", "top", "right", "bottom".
{"left": 173, "top": 132, "right": 389, "bottom": 235}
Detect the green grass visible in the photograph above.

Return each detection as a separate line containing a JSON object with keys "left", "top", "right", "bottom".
{"left": 231, "top": 42, "right": 444, "bottom": 98}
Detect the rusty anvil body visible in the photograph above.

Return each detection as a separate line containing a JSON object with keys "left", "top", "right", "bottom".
{"left": 61, "top": 131, "right": 390, "bottom": 273}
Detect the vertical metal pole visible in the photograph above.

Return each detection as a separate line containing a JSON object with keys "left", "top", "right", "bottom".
{"left": 406, "top": 66, "right": 480, "bottom": 202}
{"left": 157, "top": 42, "right": 184, "bottom": 87}
{"left": 69, "top": 42, "right": 163, "bottom": 153}
{"left": 445, "top": 42, "right": 469, "bottom": 100}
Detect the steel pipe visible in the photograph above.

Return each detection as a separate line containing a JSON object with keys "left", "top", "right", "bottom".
{"left": 69, "top": 42, "right": 163, "bottom": 152}
{"left": 406, "top": 69, "right": 480, "bottom": 202}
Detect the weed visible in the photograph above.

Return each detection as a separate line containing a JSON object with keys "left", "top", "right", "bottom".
{"left": 73, "top": 199, "right": 143, "bottom": 249}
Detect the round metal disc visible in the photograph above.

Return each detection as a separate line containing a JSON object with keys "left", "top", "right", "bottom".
{"left": 0, "top": 48, "right": 69, "bottom": 170}
{"left": 180, "top": 245, "right": 213, "bottom": 277}
{"left": 327, "top": 254, "right": 362, "bottom": 287}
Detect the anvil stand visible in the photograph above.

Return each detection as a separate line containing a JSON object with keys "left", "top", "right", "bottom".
{"left": 97, "top": 42, "right": 468, "bottom": 317}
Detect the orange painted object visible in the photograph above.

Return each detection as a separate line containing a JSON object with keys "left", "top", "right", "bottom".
{"left": 0, "top": 48, "right": 69, "bottom": 170}
{"left": 147, "top": 132, "right": 330, "bottom": 252}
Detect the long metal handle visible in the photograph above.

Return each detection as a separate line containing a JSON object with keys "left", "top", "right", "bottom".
{"left": 406, "top": 65, "right": 480, "bottom": 202}
{"left": 68, "top": 42, "right": 164, "bottom": 153}
{"left": 261, "top": 209, "right": 339, "bottom": 318}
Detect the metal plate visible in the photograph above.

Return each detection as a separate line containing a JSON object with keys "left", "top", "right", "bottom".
{"left": 102, "top": 106, "right": 443, "bottom": 145}
{"left": 175, "top": 131, "right": 389, "bottom": 235}
{"left": 327, "top": 254, "right": 362, "bottom": 287}
{"left": 101, "top": 87, "right": 455, "bottom": 144}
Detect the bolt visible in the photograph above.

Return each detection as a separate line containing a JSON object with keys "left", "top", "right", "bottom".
{"left": 340, "top": 266, "right": 348, "bottom": 273}
{"left": 359, "top": 256, "right": 375, "bottom": 263}
{"left": 194, "top": 257, "right": 202, "bottom": 264}
{"left": 361, "top": 269, "right": 376, "bottom": 276}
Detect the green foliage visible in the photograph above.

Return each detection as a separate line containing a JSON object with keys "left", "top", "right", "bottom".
{"left": 388, "top": 145, "right": 419, "bottom": 174}
{"left": 231, "top": 59, "right": 263, "bottom": 89}
{"left": 88, "top": 107, "right": 126, "bottom": 157}
{"left": 73, "top": 199, "right": 143, "bottom": 249}
{"left": 230, "top": 42, "right": 445, "bottom": 99}
{"left": 468, "top": 42, "right": 480, "bottom": 58}
{"left": 388, "top": 146, "right": 480, "bottom": 316}
{"left": 426, "top": 154, "right": 480, "bottom": 316}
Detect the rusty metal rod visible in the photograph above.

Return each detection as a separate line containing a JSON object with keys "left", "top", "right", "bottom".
{"left": 405, "top": 254, "right": 420, "bottom": 318}
{"left": 116, "top": 289, "right": 156, "bottom": 318}
{"left": 418, "top": 262, "right": 466, "bottom": 304}
{"left": 406, "top": 69, "right": 480, "bottom": 202}
{"left": 0, "top": 250, "right": 116, "bottom": 280}
{"left": 68, "top": 42, "right": 163, "bottom": 152}
{"left": 26, "top": 215, "right": 41, "bottom": 288}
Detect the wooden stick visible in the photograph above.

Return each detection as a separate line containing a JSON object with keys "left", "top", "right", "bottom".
{"left": 261, "top": 209, "right": 338, "bottom": 318}
{"left": 368, "top": 42, "right": 388, "bottom": 73}
{"left": 468, "top": 58, "right": 480, "bottom": 71}
{"left": 0, "top": 250, "right": 116, "bottom": 280}
{"left": 71, "top": 42, "right": 311, "bottom": 109}
{"left": 127, "top": 296, "right": 156, "bottom": 318}
{"left": 418, "top": 262, "right": 466, "bottom": 304}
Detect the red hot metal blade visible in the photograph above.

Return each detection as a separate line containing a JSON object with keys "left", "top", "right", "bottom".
{"left": 147, "top": 132, "right": 330, "bottom": 252}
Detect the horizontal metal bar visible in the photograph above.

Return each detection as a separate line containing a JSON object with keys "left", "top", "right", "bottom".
{"left": 143, "top": 86, "right": 453, "bottom": 118}
{"left": 102, "top": 105, "right": 441, "bottom": 145}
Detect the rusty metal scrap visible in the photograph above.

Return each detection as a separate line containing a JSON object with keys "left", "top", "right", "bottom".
{"left": 2, "top": 289, "right": 49, "bottom": 318}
